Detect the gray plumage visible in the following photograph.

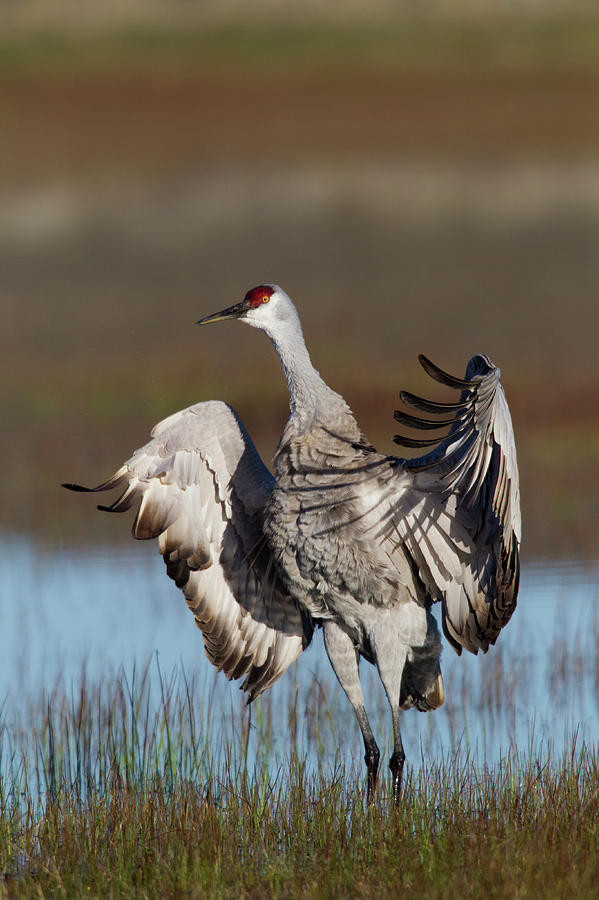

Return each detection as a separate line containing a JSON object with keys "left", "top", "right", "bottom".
{"left": 64, "top": 283, "right": 521, "bottom": 804}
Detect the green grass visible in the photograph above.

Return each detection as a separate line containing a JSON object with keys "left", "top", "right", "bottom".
{"left": 2, "top": 16, "right": 599, "bottom": 77}
{"left": 5, "top": 755, "right": 599, "bottom": 897}
{"left": 0, "top": 661, "right": 598, "bottom": 897}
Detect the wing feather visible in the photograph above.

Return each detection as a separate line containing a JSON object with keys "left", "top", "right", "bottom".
{"left": 389, "top": 354, "right": 520, "bottom": 655}
{"left": 64, "top": 400, "right": 313, "bottom": 699}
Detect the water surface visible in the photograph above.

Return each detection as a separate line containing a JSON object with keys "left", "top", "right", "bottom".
{"left": 1, "top": 534, "right": 598, "bottom": 774}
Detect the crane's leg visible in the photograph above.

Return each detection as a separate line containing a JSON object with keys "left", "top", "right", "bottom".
{"left": 323, "top": 621, "right": 380, "bottom": 804}
{"left": 370, "top": 620, "right": 409, "bottom": 807}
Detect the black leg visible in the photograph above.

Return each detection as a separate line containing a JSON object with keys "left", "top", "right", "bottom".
{"left": 364, "top": 738, "right": 381, "bottom": 805}
{"left": 389, "top": 742, "right": 406, "bottom": 807}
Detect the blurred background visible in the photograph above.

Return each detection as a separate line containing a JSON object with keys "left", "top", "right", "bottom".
{"left": 1, "top": 3, "right": 599, "bottom": 751}
{"left": 3, "top": 0, "right": 599, "bottom": 558}
{"left": 3, "top": 1, "right": 599, "bottom": 553}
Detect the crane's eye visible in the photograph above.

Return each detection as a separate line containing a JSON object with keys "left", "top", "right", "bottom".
{"left": 261, "top": 295, "right": 270, "bottom": 304}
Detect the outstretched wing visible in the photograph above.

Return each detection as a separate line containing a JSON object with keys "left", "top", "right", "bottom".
{"left": 386, "top": 353, "right": 520, "bottom": 655}
{"left": 64, "top": 400, "right": 313, "bottom": 699}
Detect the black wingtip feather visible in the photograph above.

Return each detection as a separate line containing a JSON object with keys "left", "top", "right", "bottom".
{"left": 62, "top": 482, "right": 92, "bottom": 492}
{"left": 393, "top": 409, "right": 456, "bottom": 430}
{"left": 399, "top": 390, "right": 470, "bottom": 414}
{"left": 419, "top": 354, "right": 475, "bottom": 390}
{"left": 393, "top": 434, "right": 445, "bottom": 449}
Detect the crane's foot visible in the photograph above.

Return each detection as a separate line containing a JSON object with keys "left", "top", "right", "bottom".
{"left": 389, "top": 749, "right": 406, "bottom": 807}
{"left": 364, "top": 745, "right": 380, "bottom": 806}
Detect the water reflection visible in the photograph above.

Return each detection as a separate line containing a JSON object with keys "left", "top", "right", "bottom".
{"left": 1, "top": 533, "right": 598, "bottom": 773}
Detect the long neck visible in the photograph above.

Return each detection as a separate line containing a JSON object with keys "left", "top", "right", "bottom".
{"left": 265, "top": 318, "right": 353, "bottom": 431}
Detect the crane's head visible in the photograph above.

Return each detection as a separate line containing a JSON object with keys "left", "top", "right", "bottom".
{"left": 196, "top": 284, "right": 299, "bottom": 335}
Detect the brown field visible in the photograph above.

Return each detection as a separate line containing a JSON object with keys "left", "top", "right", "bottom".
{"left": 3, "top": 68, "right": 599, "bottom": 183}
{"left": 3, "top": 43, "right": 599, "bottom": 184}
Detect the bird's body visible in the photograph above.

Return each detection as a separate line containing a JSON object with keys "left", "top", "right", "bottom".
{"left": 65, "top": 284, "right": 520, "bottom": 803}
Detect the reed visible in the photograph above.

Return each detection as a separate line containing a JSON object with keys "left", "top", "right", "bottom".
{"left": 0, "top": 653, "right": 597, "bottom": 898}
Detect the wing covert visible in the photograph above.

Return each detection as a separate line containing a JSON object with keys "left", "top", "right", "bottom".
{"left": 388, "top": 354, "right": 521, "bottom": 655}
{"left": 65, "top": 400, "right": 313, "bottom": 698}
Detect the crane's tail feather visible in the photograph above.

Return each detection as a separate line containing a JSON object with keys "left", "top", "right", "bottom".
{"left": 400, "top": 663, "right": 445, "bottom": 712}
{"left": 399, "top": 611, "right": 444, "bottom": 712}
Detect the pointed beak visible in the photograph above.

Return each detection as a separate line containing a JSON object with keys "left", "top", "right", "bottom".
{"left": 196, "top": 300, "right": 247, "bottom": 327}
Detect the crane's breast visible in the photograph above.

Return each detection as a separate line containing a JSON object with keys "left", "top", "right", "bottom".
{"left": 265, "top": 432, "right": 407, "bottom": 616}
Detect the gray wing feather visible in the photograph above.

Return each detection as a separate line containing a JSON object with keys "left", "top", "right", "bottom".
{"left": 389, "top": 354, "right": 520, "bottom": 655}
{"left": 68, "top": 400, "right": 312, "bottom": 699}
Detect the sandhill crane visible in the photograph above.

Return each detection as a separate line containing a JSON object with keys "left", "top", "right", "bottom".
{"left": 64, "top": 284, "right": 520, "bottom": 804}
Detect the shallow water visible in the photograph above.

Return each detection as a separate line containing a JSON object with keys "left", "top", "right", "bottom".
{"left": 1, "top": 533, "right": 598, "bottom": 776}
